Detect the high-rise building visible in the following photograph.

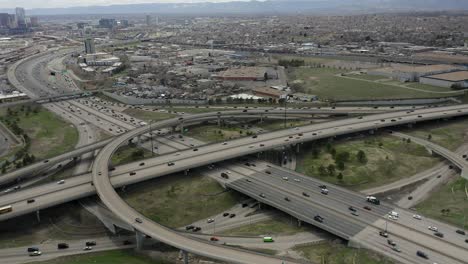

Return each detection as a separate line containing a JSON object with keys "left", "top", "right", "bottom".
{"left": 0, "top": 13, "right": 10, "bottom": 28}
{"left": 99, "top": 18, "right": 117, "bottom": 29}
{"left": 84, "top": 38, "right": 96, "bottom": 54}
{"left": 30, "top": 17, "right": 39, "bottom": 27}
{"left": 146, "top": 15, "right": 151, "bottom": 26}
{"left": 8, "top": 14, "right": 17, "bottom": 28}
{"left": 15, "top": 7, "right": 26, "bottom": 28}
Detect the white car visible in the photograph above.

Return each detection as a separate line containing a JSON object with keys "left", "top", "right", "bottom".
{"left": 57, "top": 180, "right": 65, "bottom": 185}
{"left": 29, "top": 251, "right": 41, "bottom": 257}
{"left": 83, "top": 246, "right": 92, "bottom": 251}
{"left": 389, "top": 211, "right": 399, "bottom": 218}
{"left": 428, "top": 226, "right": 438, "bottom": 232}
{"left": 388, "top": 215, "right": 398, "bottom": 221}
{"left": 207, "top": 218, "right": 215, "bottom": 223}
{"left": 413, "top": 214, "right": 422, "bottom": 220}
{"left": 294, "top": 178, "right": 301, "bottom": 182}
{"left": 282, "top": 177, "right": 289, "bottom": 181}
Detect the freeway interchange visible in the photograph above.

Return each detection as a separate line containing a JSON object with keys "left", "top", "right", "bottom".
{"left": 2, "top": 49, "right": 468, "bottom": 264}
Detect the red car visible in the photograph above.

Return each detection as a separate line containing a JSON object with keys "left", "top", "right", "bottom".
{"left": 210, "top": 237, "right": 219, "bottom": 242}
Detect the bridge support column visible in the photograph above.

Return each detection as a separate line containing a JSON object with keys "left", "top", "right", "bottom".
{"left": 180, "top": 122, "right": 184, "bottom": 134}
{"left": 36, "top": 210, "right": 40, "bottom": 223}
{"left": 296, "top": 144, "right": 300, "bottom": 153}
{"left": 184, "top": 169, "right": 189, "bottom": 175}
{"left": 172, "top": 126, "right": 176, "bottom": 133}
{"left": 217, "top": 117, "right": 221, "bottom": 126}
{"left": 407, "top": 123, "right": 413, "bottom": 128}
{"left": 297, "top": 219, "right": 302, "bottom": 227}
{"left": 137, "top": 136, "right": 142, "bottom": 146}
{"left": 369, "top": 129, "right": 375, "bottom": 135}
{"left": 181, "top": 250, "right": 189, "bottom": 264}
{"left": 135, "top": 230, "right": 145, "bottom": 250}
{"left": 462, "top": 169, "right": 468, "bottom": 180}
{"left": 260, "top": 114, "right": 264, "bottom": 123}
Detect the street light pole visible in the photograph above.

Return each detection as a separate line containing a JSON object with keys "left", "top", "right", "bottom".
{"left": 150, "top": 120, "right": 154, "bottom": 157}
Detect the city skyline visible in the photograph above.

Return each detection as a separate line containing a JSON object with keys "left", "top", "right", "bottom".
{"left": 0, "top": 0, "right": 253, "bottom": 9}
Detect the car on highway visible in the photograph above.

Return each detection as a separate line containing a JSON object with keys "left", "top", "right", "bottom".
{"left": 186, "top": 225, "right": 195, "bottom": 230}
{"left": 167, "top": 162, "right": 175, "bottom": 166}
{"left": 319, "top": 185, "right": 327, "bottom": 189}
{"left": 284, "top": 197, "right": 291, "bottom": 202}
{"left": 29, "top": 251, "right": 41, "bottom": 257}
{"left": 27, "top": 247, "right": 39, "bottom": 252}
{"left": 302, "top": 192, "right": 310, "bottom": 197}
{"left": 223, "top": 213, "right": 230, "bottom": 217}
{"left": 428, "top": 226, "right": 438, "bottom": 232}
{"left": 129, "top": 172, "right": 136, "bottom": 176}
{"left": 85, "top": 241, "right": 96, "bottom": 246}
{"left": 387, "top": 239, "right": 396, "bottom": 246}
{"left": 314, "top": 215, "right": 324, "bottom": 223}
{"left": 416, "top": 250, "right": 428, "bottom": 259}
{"left": 456, "top": 230, "right": 466, "bottom": 235}
{"left": 388, "top": 215, "right": 398, "bottom": 221}
{"left": 351, "top": 211, "right": 359, "bottom": 216}
{"left": 320, "top": 188, "right": 329, "bottom": 195}
{"left": 413, "top": 214, "right": 422, "bottom": 220}
{"left": 392, "top": 246, "right": 401, "bottom": 253}
{"left": 294, "top": 178, "right": 301, "bottom": 182}
{"left": 27, "top": 199, "right": 35, "bottom": 204}
{"left": 229, "top": 214, "right": 236, "bottom": 218}
{"left": 83, "top": 246, "right": 92, "bottom": 251}
{"left": 139, "top": 162, "right": 145, "bottom": 166}
{"left": 348, "top": 206, "right": 357, "bottom": 212}
{"left": 379, "top": 231, "right": 388, "bottom": 237}
{"left": 265, "top": 170, "right": 271, "bottom": 174}
{"left": 135, "top": 218, "right": 143, "bottom": 223}
{"left": 282, "top": 177, "right": 289, "bottom": 181}
{"left": 207, "top": 219, "right": 215, "bottom": 223}
{"left": 210, "top": 237, "right": 219, "bottom": 242}
{"left": 363, "top": 206, "right": 372, "bottom": 211}
{"left": 259, "top": 193, "right": 266, "bottom": 198}
{"left": 434, "top": 232, "right": 444, "bottom": 238}
{"left": 57, "top": 180, "right": 65, "bottom": 184}
{"left": 57, "top": 243, "right": 69, "bottom": 249}
{"left": 193, "top": 227, "right": 201, "bottom": 232}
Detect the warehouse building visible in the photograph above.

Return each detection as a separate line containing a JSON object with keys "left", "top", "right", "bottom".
{"left": 217, "top": 67, "right": 268, "bottom": 81}
{"left": 420, "top": 71, "right": 468, "bottom": 88}
{"left": 368, "top": 64, "right": 461, "bottom": 82}
{"left": 253, "top": 87, "right": 287, "bottom": 99}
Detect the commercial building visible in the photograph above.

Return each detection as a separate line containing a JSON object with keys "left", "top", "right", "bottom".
{"left": 30, "top": 17, "right": 39, "bottom": 27}
{"left": 15, "top": 7, "right": 26, "bottom": 28}
{"left": 0, "top": 13, "right": 10, "bottom": 28}
{"left": 84, "top": 38, "right": 96, "bottom": 54}
{"left": 253, "top": 87, "right": 287, "bottom": 99}
{"left": 368, "top": 64, "right": 461, "bottom": 82}
{"left": 146, "top": 15, "right": 152, "bottom": 26}
{"left": 420, "top": 71, "right": 468, "bottom": 88}
{"left": 217, "top": 67, "right": 267, "bottom": 81}
{"left": 99, "top": 18, "right": 117, "bottom": 28}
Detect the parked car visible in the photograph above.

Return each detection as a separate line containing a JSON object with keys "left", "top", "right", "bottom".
{"left": 57, "top": 243, "right": 69, "bottom": 249}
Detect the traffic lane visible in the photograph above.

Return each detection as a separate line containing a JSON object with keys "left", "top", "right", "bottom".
{"left": 355, "top": 223, "right": 466, "bottom": 264}
{"left": 228, "top": 179, "right": 364, "bottom": 238}
{"left": 246, "top": 170, "right": 389, "bottom": 223}
{"left": 252, "top": 165, "right": 393, "bottom": 216}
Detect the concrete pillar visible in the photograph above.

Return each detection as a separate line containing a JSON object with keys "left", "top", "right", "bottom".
{"left": 296, "top": 144, "right": 300, "bottom": 153}
{"left": 184, "top": 169, "right": 189, "bottom": 175}
{"left": 135, "top": 230, "right": 145, "bottom": 250}
{"left": 36, "top": 210, "right": 40, "bottom": 223}
{"left": 137, "top": 136, "right": 141, "bottom": 146}
{"left": 182, "top": 250, "right": 189, "bottom": 264}
{"left": 407, "top": 123, "right": 413, "bottom": 128}
{"left": 369, "top": 129, "right": 375, "bottom": 135}
{"left": 180, "top": 123, "right": 184, "bottom": 134}
{"left": 297, "top": 219, "right": 302, "bottom": 227}
{"left": 172, "top": 126, "right": 176, "bottom": 132}
{"left": 260, "top": 114, "right": 264, "bottom": 123}
{"left": 217, "top": 116, "right": 221, "bottom": 126}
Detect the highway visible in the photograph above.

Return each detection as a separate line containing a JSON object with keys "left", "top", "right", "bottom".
{"left": 89, "top": 104, "right": 468, "bottom": 264}
{"left": 4, "top": 49, "right": 468, "bottom": 263}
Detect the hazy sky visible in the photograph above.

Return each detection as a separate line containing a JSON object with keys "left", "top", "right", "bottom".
{"left": 0, "top": 0, "right": 253, "bottom": 9}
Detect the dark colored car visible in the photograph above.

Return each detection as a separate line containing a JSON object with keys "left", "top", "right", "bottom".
{"left": 456, "top": 230, "right": 466, "bottom": 235}
{"left": 27, "top": 199, "right": 35, "bottom": 204}
{"left": 123, "top": 240, "right": 132, "bottom": 245}
{"left": 57, "top": 243, "right": 69, "bottom": 249}
{"left": 85, "top": 241, "right": 96, "bottom": 246}
{"left": 223, "top": 213, "right": 229, "bottom": 217}
{"left": 416, "top": 250, "right": 428, "bottom": 259}
{"left": 27, "top": 247, "right": 39, "bottom": 252}
{"left": 314, "top": 215, "right": 324, "bottom": 223}
{"left": 302, "top": 192, "right": 310, "bottom": 197}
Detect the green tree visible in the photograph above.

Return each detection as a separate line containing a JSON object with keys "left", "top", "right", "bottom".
{"left": 337, "top": 173, "right": 343, "bottom": 181}
{"left": 337, "top": 161, "right": 345, "bottom": 171}
{"left": 427, "top": 134, "right": 432, "bottom": 141}
{"left": 327, "top": 164, "right": 336, "bottom": 176}
{"left": 357, "top": 150, "right": 367, "bottom": 164}
{"left": 318, "top": 165, "right": 327, "bottom": 176}
{"left": 335, "top": 151, "right": 350, "bottom": 163}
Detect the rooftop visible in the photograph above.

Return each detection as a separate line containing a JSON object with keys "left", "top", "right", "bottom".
{"left": 423, "top": 71, "right": 468, "bottom": 82}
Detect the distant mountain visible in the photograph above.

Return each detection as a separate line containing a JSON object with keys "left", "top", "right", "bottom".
{"left": 2, "top": 0, "right": 468, "bottom": 16}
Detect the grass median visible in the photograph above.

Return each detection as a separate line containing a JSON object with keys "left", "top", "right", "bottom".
{"left": 294, "top": 240, "right": 394, "bottom": 264}
{"left": 296, "top": 135, "right": 439, "bottom": 190}
{"left": 123, "top": 173, "right": 242, "bottom": 228}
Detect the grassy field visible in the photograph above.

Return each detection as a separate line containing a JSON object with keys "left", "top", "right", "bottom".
{"left": 185, "top": 125, "right": 251, "bottom": 143}
{"left": 289, "top": 67, "right": 449, "bottom": 100}
{"left": 257, "top": 120, "right": 311, "bottom": 131}
{"left": 406, "top": 118, "right": 468, "bottom": 151}
{"left": 416, "top": 178, "right": 468, "bottom": 227}
{"left": 0, "top": 106, "right": 78, "bottom": 160}
{"left": 346, "top": 74, "right": 387, "bottom": 81}
{"left": 294, "top": 241, "right": 394, "bottom": 264}
{"left": 296, "top": 135, "right": 439, "bottom": 190}
{"left": 111, "top": 145, "right": 153, "bottom": 166}
{"left": 222, "top": 217, "right": 311, "bottom": 236}
{"left": 123, "top": 108, "right": 176, "bottom": 122}
{"left": 123, "top": 173, "right": 242, "bottom": 228}
{"left": 30, "top": 250, "right": 171, "bottom": 264}
{"left": 405, "top": 82, "right": 455, "bottom": 92}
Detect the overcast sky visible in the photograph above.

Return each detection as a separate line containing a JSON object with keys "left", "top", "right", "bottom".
{"left": 0, "top": 0, "right": 254, "bottom": 9}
